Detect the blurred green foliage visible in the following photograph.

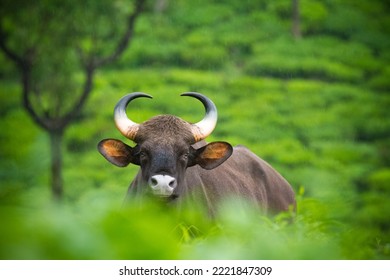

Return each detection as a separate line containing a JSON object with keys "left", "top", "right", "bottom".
{"left": 0, "top": 0, "right": 389, "bottom": 259}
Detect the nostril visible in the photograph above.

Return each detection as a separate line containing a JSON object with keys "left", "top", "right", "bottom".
{"left": 150, "top": 177, "right": 158, "bottom": 187}
{"left": 169, "top": 178, "right": 176, "bottom": 188}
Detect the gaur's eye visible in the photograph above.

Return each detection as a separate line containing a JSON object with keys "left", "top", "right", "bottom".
{"left": 181, "top": 152, "right": 189, "bottom": 160}
{"left": 140, "top": 151, "right": 148, "bottom": 160}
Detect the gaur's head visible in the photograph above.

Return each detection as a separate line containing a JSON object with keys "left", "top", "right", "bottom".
{"left": 98, "top": 92, "right": 232, "bottom": 198}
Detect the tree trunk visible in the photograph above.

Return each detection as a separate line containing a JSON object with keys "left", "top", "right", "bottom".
{"left": 154, "top": 0, "right": 168, "bottom": 13}
{"left": 50, "top": 130, "right": 63, "bottom": 201}
{"left": 292, "top": 0, "right": 302, "bottom": 39}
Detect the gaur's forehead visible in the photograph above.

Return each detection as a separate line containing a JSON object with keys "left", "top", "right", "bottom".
{"left": 140, "top": 137, "right": 190, "bottom": 155}
{"left": 135, "top": 115, "right": 195, "bottom": 144}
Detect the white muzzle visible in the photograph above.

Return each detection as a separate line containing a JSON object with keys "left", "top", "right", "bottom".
{"left": 148, "top": 175, "right": 177, "bottom": 197}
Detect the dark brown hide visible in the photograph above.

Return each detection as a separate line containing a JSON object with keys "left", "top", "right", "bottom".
{"left": 135, "top": 115, "right": 195, "bottom": 144}
{"left": 126, "top": 143, "right": 296, "bottom": 215}
{"left": 186, "top": 145, "right": 295, "bottom": 215}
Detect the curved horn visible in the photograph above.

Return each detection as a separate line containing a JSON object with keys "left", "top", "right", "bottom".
{"left": 114, "top": 92, "right": 152, "bottom": 140}
{"left": 181, "top": 92, "right": 218, "bottom": 142}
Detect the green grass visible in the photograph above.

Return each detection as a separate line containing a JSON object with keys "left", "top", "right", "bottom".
{"left": 0, "top": 185, "right": 385, "bottom": 260}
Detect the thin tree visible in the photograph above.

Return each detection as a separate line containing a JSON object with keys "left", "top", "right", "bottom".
{"left": 292, "top": 0, "right": 302, "bottom": 39}
{"left": 0, "top": 0, "right": 146, "bottom": 200}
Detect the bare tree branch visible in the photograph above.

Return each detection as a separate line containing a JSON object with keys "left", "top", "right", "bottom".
{"left": 0, "top": 21, "right": 53, "bottom": 131}
{"left": 0, "top": 25, "right": 24, "bottom": 67}
{"left": 21, "top": 64, "right": 55, "bottom": 131}
{"left": 64, "top": 0, "right": 146, "bottom": 128}
{"left": 94, "top": 0, "right": 146, "bottom": 68}
{"left": 61, "top": 64, "right": 94, "bottom": 129}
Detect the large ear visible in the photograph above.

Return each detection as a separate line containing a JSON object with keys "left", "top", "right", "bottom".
{"left": 97, "top": 139, "right": 139, "bottom": 167}
{"left": 190, "top": 141, "right": 233, "bottom": 170}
